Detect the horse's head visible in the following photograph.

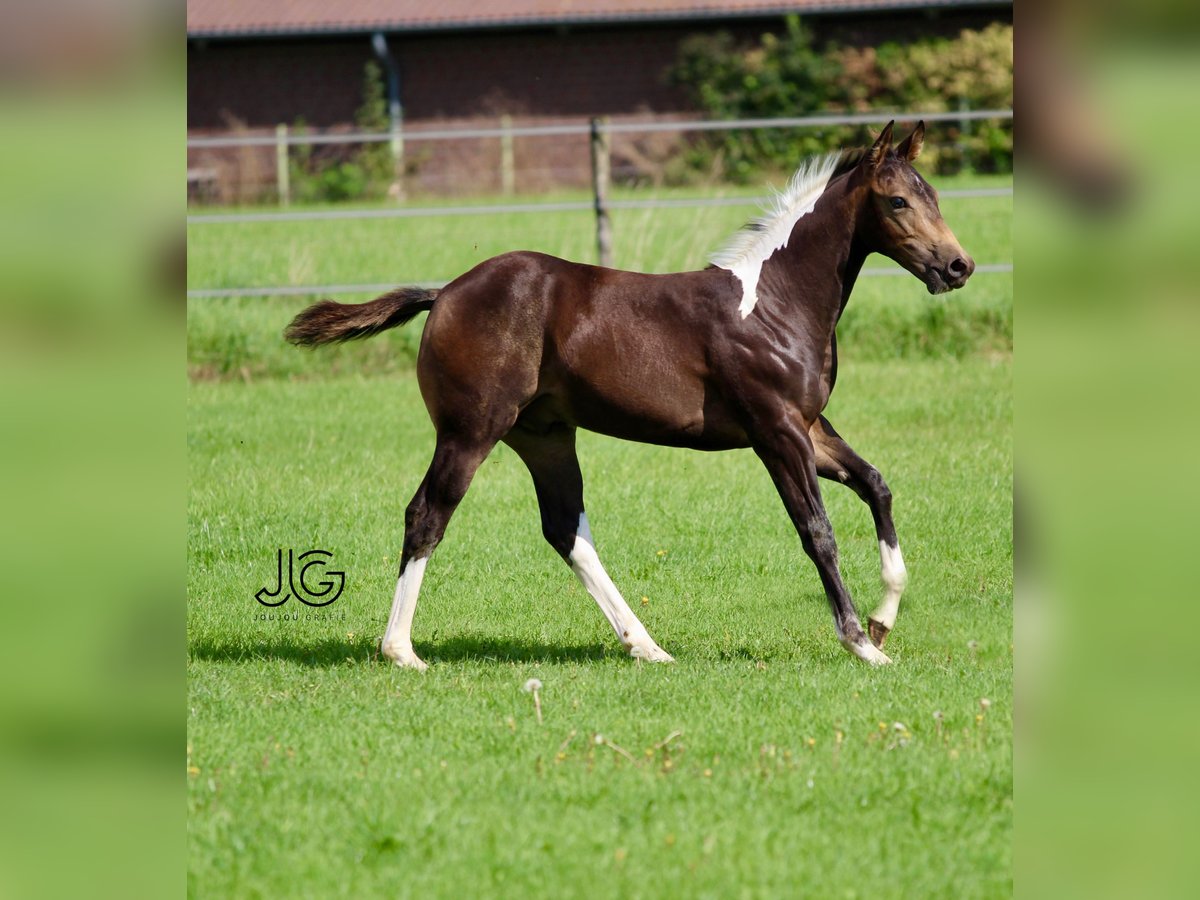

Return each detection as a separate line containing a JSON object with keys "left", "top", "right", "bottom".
{"left": 855, "top": 121, "right": 975, "bottom": 295}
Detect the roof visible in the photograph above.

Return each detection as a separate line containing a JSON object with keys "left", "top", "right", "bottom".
{"left": 187, "top": 0, "right": 1008, "bottom": 39}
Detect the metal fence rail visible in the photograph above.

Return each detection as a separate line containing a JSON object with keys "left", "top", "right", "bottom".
{"left": 187, "top": 108, "right": 1013, "bottom": 149}
{"left": 186, "top": 186, "right": 1012, "bottom": 227}
{"left": 188, "top": 109, "right": 1013, "bottom": 298}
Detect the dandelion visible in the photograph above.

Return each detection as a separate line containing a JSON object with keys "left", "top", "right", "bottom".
{"left": 523, "top": 678, "right": 544, "bottom": 724}
{"left": 656, "top": 549, "right": 668, "bottom": 557}
{"left": 979, "top": 697, "right": 992, "bottom": 711}
{"left": 641, "top": 595, "right": 649, "bottom": 606}
{"left": 892, "top": 722, "right": 908, "bottom": 733}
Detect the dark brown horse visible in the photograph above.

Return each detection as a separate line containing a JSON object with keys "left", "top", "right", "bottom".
{"left": 286, "top": 122, "right": 974, "bottom": 669}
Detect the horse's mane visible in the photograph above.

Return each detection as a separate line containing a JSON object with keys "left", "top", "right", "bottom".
{"left": 709, "top": 149, "right": 864, "bottom": 270}
{"left": 708, "top": 147, "right": 866, "bottom": 317}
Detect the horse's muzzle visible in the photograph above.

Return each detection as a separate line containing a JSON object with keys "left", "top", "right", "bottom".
{"left": 926, "top": 255, "right": 975, "bottom": 294}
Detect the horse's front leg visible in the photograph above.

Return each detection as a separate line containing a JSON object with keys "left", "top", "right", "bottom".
{"left": 751, "top": 416, "right": 891, "bottom": 665}
{"left": 810, "top": 415, "right": 907, "bottom": 649}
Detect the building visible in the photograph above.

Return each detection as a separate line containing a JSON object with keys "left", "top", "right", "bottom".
{"left": 187, "top": 1, "right": 1012, "bottom": 198}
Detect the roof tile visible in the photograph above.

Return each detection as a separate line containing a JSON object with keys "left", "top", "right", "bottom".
{"left": 188, "top": 1, "right": 988, "bottom": 38}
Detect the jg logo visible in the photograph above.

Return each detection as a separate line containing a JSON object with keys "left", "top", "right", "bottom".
{"left": 255, "top": 549, "right": 345, "bottom": 607}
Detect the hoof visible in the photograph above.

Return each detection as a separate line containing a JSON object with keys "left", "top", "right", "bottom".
{"left": 381, "top": 643, "right": 428, "bottom": 671}
{"left": 629, "top": 643, "right": 675, "bottom": 663}
{"left": 842, "top": 637, "right": 892, "bottom": 666}
{"left": 868, "top": 618, "right": 891, "bottom": 649}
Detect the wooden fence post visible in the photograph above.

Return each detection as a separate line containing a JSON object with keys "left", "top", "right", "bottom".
{"left": 275, "top": 124, "right": 290, "bottom": 207}
{"left": 589, "top": 116, "right": 612, "bottom": 268}
{"left": 500, "top": 114, "right": 515, "bottom": 196}
{"left": 390, "top": 119, "right": 406, "bottom": 202}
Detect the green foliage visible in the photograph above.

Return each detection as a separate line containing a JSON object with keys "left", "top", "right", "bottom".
{"left": 354, "top": 60, "right": 396, "bottom": 191}
{"left": 670, "top": 19, "right": 1013, "bottom": 179}
{"left": 288, "top": 62, "right": 396, "bottom": 203}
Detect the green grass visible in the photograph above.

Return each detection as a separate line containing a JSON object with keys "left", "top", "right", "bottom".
{"left": 187, "top": 357, "right": 1012, "bottom": 897}
{"left": 187, "top": 176, "right": 1011, "bottom": 379}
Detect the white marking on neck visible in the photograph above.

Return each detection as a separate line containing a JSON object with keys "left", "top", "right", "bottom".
{"left": 708, "top": 152, "right": 842, "bottom": 319}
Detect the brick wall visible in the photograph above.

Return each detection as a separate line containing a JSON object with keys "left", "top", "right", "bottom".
{"left": 187, "top": 7, "right": 1011, "bottom": 199}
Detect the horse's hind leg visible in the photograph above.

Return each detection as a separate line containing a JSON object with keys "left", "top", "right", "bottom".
{"left": 504, "top": 425, "right": 673, "bottom": 662}
{"left": 381, "top": 433, "right": 498, "bottom": 669}
{"left": 810, "top": 415, "right": 907, "bottom": 649}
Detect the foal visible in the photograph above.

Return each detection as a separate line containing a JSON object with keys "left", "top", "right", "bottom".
{"left": 287, "top": 121, "right": 974, "bottom": 668}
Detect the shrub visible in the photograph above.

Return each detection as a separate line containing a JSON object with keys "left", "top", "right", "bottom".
{"left": 289, "top": 62, "right": 398, "bottom": 203}
{"left": 670, "top": 18, "right": 1013, "bottom": 179}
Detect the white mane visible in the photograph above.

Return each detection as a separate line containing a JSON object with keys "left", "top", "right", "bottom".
{"left": 709, "top": 152, "right": 843, "bottom": 319}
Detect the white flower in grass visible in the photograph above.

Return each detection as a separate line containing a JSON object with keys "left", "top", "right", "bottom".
{"left": 523, "top": 678, "right": 544, "bottom": 724}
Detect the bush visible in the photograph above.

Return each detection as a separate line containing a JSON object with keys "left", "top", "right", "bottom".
{"left": 670, "top": 18, "right": 1013, "bottom": 180}
{"left": 289, "top": 62, "right": 397, "bottom": 203}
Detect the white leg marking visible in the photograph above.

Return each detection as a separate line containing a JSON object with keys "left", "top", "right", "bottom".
{"left": 841, "top": 635, "right": 893, "bottom": 665}
{"left": 833, "top": 614, "right": 893, "bottom": 665}
{"left": 871, "top": 540, "right": 908, "bottom": 631}
{"left": 569, "top": 514, "right": 673, "bottom": 662}
{"left": 381, "top": 556, "right": 429, "bottom": 670}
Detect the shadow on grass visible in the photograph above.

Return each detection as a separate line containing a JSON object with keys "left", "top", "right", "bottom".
{"left": 188, "top": 638, "right": 368, "bottom": 667}
{"left": 426, "top": 634, "right": 607, "bottom": 664}
{"left": 188, "top": 634, "right": 609, "bottom": 667}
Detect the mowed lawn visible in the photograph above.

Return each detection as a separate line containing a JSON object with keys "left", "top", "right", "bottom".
{"left": 187, "top": 357, "right": 1012, "bottom": 897}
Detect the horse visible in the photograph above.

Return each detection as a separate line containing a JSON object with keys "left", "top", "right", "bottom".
{"left": 285, "top": 121, "right": 974, "bottom": 669}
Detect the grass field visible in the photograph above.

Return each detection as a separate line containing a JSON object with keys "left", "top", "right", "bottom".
{"left": 188, "top": 174, "right": 1011, "bottom": 897}
{"left": 187, "top": 175, "right": 1012, "bottom": 379}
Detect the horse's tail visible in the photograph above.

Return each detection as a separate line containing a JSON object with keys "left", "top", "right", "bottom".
{"left": 284, "top": 287, "right": 439, "bottom": 347}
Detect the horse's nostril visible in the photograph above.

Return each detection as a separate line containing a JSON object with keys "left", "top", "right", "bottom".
{"left": 948, "top": 257, "right": 968, "bottom": 278}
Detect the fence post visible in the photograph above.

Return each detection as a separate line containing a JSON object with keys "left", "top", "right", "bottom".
{"left": 390, "top": 119, "right": 406, "bottom": 202}
{"left": 275, "top": 124, "right": 290, "bottom": 207}
{"left": 500, "top": 114, "right": 515, "bottom": 196}
{"left": 957, "top": 97, "right": 971, "bottom": 169}
{"left": 589, "top": 116, "right": 612, "bottom": 268}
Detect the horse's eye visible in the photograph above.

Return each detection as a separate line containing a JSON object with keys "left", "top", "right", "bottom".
{"left": 890, "top": 197, "right": 907, "bottom": 210}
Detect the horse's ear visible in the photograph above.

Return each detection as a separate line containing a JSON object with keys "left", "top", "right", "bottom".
{"left": 865, "top": 121, "right": 894, "bottom": 171}
{"left": 897, "top": 121, "right": 925, "bottom": 162}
